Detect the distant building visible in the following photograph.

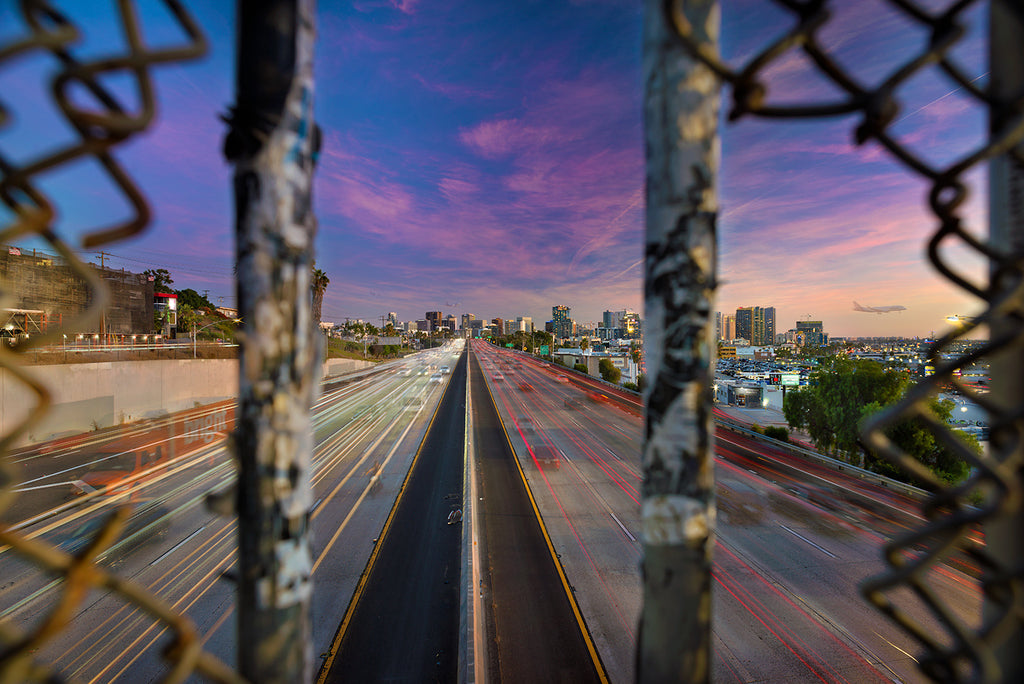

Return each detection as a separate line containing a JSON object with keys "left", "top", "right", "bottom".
{"left": 552, "top": 305, "right": 573, "bottom": 340}
{"left": 722, "top": 313, "right": 736, "bottom": 341}
{"left": 425, "top": 311, "right": 443, "bottom": 330}
{"left": 795, "top": 320, "right": 827, "bottom": 346}
{"left": 154, "top": 292, "right": 178, "bottom": 337}
{"left": 763, "top": 307, "right": 776, "bottom": 346}
{"left": 2, "top": 244, "right": 154, "bottom": 336}
{"left": 387, "top": 311, "right": 398, "bottom": 328}
{"left": 461, "top": 313, "right": 475, "bottom": 331}
{"left": 621, "top": 311, "right": 641, "bottom": 339}
{"left": 444, "top": 314, "right": 457, "bottom": 332}
{"left": 736, "top": 306, "right": 772, "bottom": 346}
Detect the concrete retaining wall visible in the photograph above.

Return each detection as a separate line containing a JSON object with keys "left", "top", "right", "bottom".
{"left": 2, "top": 356, "right": 375, "bottom": 445}
{"left": 1, "top": 359, "right": 238, "bottom": 444}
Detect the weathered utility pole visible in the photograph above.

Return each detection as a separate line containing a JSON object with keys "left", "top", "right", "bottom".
{"left": 639, "top": 1, "right": 719, "bottom": 682}
{"left": 225, "top": 1, "right": 320, "bottom": 682}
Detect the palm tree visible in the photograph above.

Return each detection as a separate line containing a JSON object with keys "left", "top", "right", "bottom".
{"left": 311, "top": 267, "right": 330, "bottom": 324}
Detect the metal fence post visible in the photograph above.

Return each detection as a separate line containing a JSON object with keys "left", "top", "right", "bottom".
{"left": 225, "top": 1, "right": 320, "bottom": 681}
{"left": 639, "top": 1, "right": 719, "bottom": 682}
{"left": 987, "top": 2, "right": 1024, "bottom": 680}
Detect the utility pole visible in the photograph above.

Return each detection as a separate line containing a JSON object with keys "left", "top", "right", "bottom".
{"left": 639, "top": 1, "right": 719, "bottom": 682}
{"left": 225, "top": 1, "right": 320, "bottom": 682}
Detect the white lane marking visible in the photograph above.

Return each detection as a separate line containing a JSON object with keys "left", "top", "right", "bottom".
{"left": 609, "top": 511, "right": 636, "bottom": 542}
{"left": 150, "top": 526, "right": 206, "bottom": 566}
{"left": 778, "top": 523, "right": 837, "bottom": 559}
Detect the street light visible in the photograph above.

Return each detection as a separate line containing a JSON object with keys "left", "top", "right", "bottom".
{"left": 193, "top": 320, "right": 227, "bottom": 359}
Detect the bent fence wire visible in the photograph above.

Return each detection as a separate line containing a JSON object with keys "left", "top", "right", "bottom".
{"left": 666, "top": 0, "right": 1024, "bottom": 681}
{"left": 0, "top": 2, "right": 237, "bottom": 682}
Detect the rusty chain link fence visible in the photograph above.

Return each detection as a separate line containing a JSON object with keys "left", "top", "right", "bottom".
{"left": 665, "top": 0, "right": 1024, "bottom": 681}
{"left": 5, "top": 0, "right": 1023, "bottom": 682}
{"left": 0, "top": 2, "right": 241, "bottom": 682}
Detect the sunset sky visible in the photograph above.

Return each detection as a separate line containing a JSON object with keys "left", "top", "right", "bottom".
{"left": 0, "top": 1, "right": 991, "bottom": 338}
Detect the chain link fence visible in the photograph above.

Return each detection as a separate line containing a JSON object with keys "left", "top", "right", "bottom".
{"left": 663, "top": 0, "right": 1024, "bottom": 680}
{"left": 0, "top": 2, "right": 235, "bottom": 682}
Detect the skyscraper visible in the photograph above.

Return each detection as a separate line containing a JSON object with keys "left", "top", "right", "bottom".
{"left": 736, "top": 306, "right": 766, "bottom": 345}
{"left": 722, "top": 314, "right": 736, "bottom": 340}
{"left": 425, "top": 311, "right": 443, "bottom": 331}
{"left": 552, "top": 305, "right": 572, "bottom": 340}
{"left": 763, "top": 307, "right": 776, "bottom": 346}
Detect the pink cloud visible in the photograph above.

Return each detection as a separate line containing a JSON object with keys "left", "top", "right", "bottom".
{"left": 458, "top": 118, "right": 566, "bottom": 159}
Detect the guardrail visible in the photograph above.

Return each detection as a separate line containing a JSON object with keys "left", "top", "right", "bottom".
{"left": 715, "top": 416, "right": 928, "bottom": 502}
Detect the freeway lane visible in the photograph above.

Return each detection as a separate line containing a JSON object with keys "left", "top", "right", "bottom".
{"left": 320, "top": 351, "right": 467, "bottom": 682}
{"left": 475, "top": 341, "right": 980, "bottom": 683}
{"left": 0, "top": 342, "right": 465, "bottom": 682}
{"left": 469, "top": 344, "right": 606, "bottom": 683}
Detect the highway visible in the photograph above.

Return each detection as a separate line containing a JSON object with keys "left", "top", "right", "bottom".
{"left": 0, "top": 342, "right": 466, "bottom": 682}
{"left": 0, "top": 337, "right": 983, "bottom": 682}
{"left": 472, "top": 340, "right": 980, "bottom": 683}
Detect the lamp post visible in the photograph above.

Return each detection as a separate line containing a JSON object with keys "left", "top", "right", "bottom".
{"left": 193, "top": 320, "right": 226, "bottom": 359}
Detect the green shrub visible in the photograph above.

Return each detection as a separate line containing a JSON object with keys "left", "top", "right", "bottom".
{"left": 763, "top": 426, "right": 790, "bottom": 442}
{"left": 573, "top": 363, "right": 589, "bottom": 375}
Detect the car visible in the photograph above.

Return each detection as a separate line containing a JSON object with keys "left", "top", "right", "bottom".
{"left": 531, "top": 444, "right": 561, "bottom": 470}
{"left": 440, "top": 366, "right": 451, "bottom": 374}
{"left": 429, "top": 373, "right": 444, "bottom": 384}
{"left": 493, "top": 373, "right": 504, "bottom": 381}
{"left": 61, "top": 502, "right": 171, "bottom": 562}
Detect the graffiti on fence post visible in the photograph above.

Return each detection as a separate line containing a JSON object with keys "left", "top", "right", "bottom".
{"left": 225, "top": 1, "right": 321, "bottom": 682}
{"left": 638, "top": 1, "right": 719, "bottom": 681}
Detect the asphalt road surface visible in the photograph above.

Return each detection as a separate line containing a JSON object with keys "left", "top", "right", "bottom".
{"left": 469, "top": 345, "right": 605, "bottom": 683}
{"left": 321, "top": 352, "right": 467, "bottom": 682}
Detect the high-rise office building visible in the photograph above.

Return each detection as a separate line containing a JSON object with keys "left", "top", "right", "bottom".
{"left": 622, "top": 311, "right": 641, "bottom": 339}
{"left": 736, "top": 306, "right": 774, "bottom": 345}
{"left": 552, "top": 305, "right": 572, "bottom": 340}
{"left": 796, "top": 320, "right": 826, "bottom": 346}
{"left": 461, "top": 313, "right": 475, "bottom": 331}
{"left": 722, "top": 314, "right": 736, "bottom": 340}
{"left": 425, "top": 311, "right": 443, "bottom": 331}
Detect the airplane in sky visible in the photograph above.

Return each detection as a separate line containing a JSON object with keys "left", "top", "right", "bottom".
{"left": 853, "top": 301, "right": 907, "bottom": 314}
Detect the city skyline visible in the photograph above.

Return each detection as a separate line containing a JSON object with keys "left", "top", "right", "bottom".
{"left": 0, "top": 2, "right": 988, "bottom": 338}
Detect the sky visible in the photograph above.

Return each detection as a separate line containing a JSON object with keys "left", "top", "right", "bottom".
{"left": 0, "top": 0, "right": 991, "bottom": 338}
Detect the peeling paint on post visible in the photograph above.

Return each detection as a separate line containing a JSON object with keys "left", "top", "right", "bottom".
{"left": 225, "top": 1, "right": 320, "bottom": 682}
{"left": 987, "top": 2, "right": 1024, "bottom": 680}
{"left": 639, "top": 1, "right": 719, "bottom": 682}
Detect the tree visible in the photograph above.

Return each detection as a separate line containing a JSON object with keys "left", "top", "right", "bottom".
{"left": 311, "top": 267, "right": 330, "bottom": 324}
{"left": 580, "top": 337, "right": 590, "bottom": 352}
{"left": 144, "top": 268, "right": 174, "bottom": 292}
{"left": 599, "top": 358, "right": 621, "bottom": 384}
{"left": 177, "top": 303, "right": 200, "bottom": 338}
{"left": 783, "top": 357, "right": 976, "bottom": 484}
{"left": 177, "top": 288, "right": 215, "bottom": 312}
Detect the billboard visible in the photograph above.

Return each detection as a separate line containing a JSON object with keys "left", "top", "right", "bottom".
{"left": 539, "top": 345, "right": 549, "bottom": 355}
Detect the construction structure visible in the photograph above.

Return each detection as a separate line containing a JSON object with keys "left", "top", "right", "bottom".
{"left": 1, "top": 246, "right": 153, "bottom": 337}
